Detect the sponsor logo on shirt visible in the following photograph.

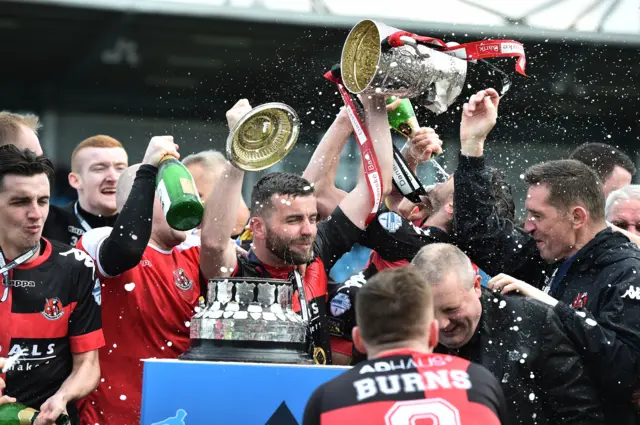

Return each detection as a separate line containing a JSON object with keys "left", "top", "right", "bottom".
{"left": 8, "top": 280, "right": 35, "bottom": 288}
{"left": 5, "top": 343, "right": 57, "bottom": 371}
{"left": 622, "top": 285, "right": 640, "bottom": 300}
{"left": 173, "top": 268, "right": 193, "bottom": 291}
{"left": 571, "top": 292, "right": 588, "bottom": 308}
{"left": 42, "top": 297, "right": 65, "bottom": 320}
{"left": 378, "top": 212, "right": 402, "bottom": 233}
{"left": 330, "top": 292, "right": 351, "bottom": 317}
{"left": 60, "top": 248, "right": 96, "bottom": 270}
{"left": 92, "top": 278, "right": 102, "bottom": 306}
{"left": 343, "top": 271, "right": 367, "bottom": 289}
{"left": 67, "top": 226, "right": 85, "bottom": 236}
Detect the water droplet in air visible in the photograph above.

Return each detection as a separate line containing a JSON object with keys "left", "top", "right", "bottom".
{"left": 120, "top": 394, "right": 127, "bottom": 401}
{"left": 124, "top": 283, "right": 135, "bottom": 292}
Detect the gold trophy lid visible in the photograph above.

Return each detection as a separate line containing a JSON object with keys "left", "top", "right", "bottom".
{"left": 226, "top": 102, "right": 300, "bottom": 172}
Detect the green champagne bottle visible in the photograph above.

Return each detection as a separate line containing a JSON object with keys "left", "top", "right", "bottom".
{"left": 0, "top": 402, "right": 69, "bottom": 425}
{"left": 156, "top": 155, "right": 204, "bottom": 231}
{"left": 386, "top": 97, "right": 420, "bottom": 138}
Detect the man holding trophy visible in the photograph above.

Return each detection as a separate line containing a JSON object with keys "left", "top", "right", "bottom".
{"left": 196, "top": 93, "right": 393, "bottom": 366}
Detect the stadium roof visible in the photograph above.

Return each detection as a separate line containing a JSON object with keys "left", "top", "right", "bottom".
{"left": 16, "top": 0, "right": 640, "bottom": 45}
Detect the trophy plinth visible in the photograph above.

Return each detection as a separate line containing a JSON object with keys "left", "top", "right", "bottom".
{"left": 180, "top": 277, "right": 313, "bottom": 364}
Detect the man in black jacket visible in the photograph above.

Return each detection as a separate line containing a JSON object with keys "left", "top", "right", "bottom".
{"left": 411, "top": 243, "right": 604, "bottom": 425}
{"left": 453, "top": 88, "right": 640, "bottom": 423}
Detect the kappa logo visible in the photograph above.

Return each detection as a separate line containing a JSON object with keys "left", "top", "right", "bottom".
{"left": 42, "top": 298, "right": 64, "bottom": 320}
{"left": 173, "top": 269, "right": 193, "bottom": 291}
{"left": 343, "top": 271, "right": 367, "bottom": 289}
{"left": 622, "top": 285, "right": 640, "bottom": 300}
{"left": 60, "top": 248, "right": 95, "bottom": 270}
{"left": 9, "top": 280, "right": 35, "bottom": 288}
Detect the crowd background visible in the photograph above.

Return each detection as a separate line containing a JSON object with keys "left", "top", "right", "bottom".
{"left": 1, "top": 0, "right": 638, "bottom": 280}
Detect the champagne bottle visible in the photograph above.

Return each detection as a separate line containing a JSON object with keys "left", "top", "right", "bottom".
{"left": 0, "top": 402, "right": 69, "bottom": 425}
{"left": 156, "top": 155, "right": 204, "bottom": 231}
{"left": 386, "top": 97, "right": 420, "bottom": 138}
{"left": 386, "top": 97, "right": 449, "bottom": 192}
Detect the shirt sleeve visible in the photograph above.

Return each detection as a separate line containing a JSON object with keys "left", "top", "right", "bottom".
{"left": 554, "top": 269, "right": 640, "bottom": 396}
{"left": 302, "top": 385, "right": 324, "bottom": 425}
{"left": 67, "top": 249, "right": 105, "bottom": 354}
{"left": 77, "top": 227, "right": 112, "bottom": 279}
{"left": 359, "top": 211, "right": 451, "bottom": 262}
{"left": 314, "top": 207, "right": 364, "bottom": 274}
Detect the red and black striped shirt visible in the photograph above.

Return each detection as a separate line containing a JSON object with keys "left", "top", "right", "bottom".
{"left": 0, "top": 238, "right": 105, "bottom": 424}
{"left": 303, "top": 350, "right": 508, "bottom": 425}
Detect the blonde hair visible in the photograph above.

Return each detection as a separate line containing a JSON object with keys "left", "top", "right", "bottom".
{"left": 71, "top": 135, "right": 125, "bottom": 173}
{"left": 0, "top": 111, "right": 41, "bottom": 146}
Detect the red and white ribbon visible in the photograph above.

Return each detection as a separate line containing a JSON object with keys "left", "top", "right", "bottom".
{"left": 324, "top": 70, "right": 383, "bottom": 226}
{"left": 387, "top": 31, "right": 527, "bottom": 76}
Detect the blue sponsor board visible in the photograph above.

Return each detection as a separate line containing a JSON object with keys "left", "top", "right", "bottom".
{"left": 141, "top": 359, "right": 348, "bottom": 425}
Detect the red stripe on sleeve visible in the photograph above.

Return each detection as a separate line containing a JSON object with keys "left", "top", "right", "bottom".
{"left": 70, "top": 329, "right": 105, "bottom": 353}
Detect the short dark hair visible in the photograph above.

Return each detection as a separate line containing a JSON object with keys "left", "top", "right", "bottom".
{"left": 249, "top": 172, "right": 315, "bottom": 217}
{"left": 0, "top": 145, "right": 54, "bottom": 191}
{"left": 569, "top": 142, "right": 636, "bottom": 182}
{"left": 524, "top": 159, "right": 605, "bottom": 221}
{"left": 356, "top": 266, "right": 433, "bottom": 347}
{"left": 488, "top": 167, "right": 515, "bottom": 221}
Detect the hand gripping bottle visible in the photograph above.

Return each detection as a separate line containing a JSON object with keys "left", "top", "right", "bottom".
{"left": 156, "top": 155, "right": 204, "bottom": 231}
{"left": 0, "top": 402, "right": 70, "bottom": 425}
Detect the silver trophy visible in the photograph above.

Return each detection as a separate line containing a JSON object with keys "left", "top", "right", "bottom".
{"left": 341, "top": 19, "right": 468, "bottom": 114}
{"left": 180, "top": 274, "right": 314, "bottom": 364}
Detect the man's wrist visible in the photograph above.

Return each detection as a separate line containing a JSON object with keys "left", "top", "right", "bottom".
{"left": 460, "top": 137, "right": 486, "bottom": 157}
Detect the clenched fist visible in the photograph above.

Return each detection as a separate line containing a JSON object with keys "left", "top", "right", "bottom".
{"left": 142, "top": 136, "right": 179, "bottom": 168}
{"left": 226, "top": 99, "right": 252, "bottom": 131}
{"left": 404, "top": 127, "right": 443, "bottom": 163}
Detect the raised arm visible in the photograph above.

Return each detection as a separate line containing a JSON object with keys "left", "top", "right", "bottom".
{"left": 453, "top": 89, "right": 545, "bottom": 282}
{"left": 200, "top": 99, "right": 250, "bottom": 279}
{"left": 79, "top": 136, "right": 179, "bottom": 278}
{"left": 302, "top": 108, "right": 352, "bottom": 219}
{"left": 338, "top": 95, "right": 394, "bottom": 229}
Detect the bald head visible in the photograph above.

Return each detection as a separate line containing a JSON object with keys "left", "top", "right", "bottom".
{"left": 411, "top": 243, "right": 475, "bottom": 288}
{"left": 116, "top": 164, "right": 142, "bottom": 211}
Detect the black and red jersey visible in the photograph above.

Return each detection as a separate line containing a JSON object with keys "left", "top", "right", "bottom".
{"left": 230, "top": 207, "right": 362, "bottom": 365}
{"left": 0, "top": 238, "right": 105, "bottom": 424}
{"left": 43, "top": 201, "right": 118, "bottom": 247}
{"left": 303, "top": 350, "right": 508, "bottom": 425}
